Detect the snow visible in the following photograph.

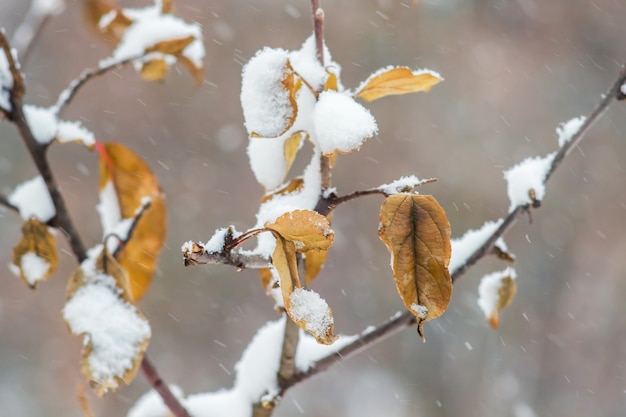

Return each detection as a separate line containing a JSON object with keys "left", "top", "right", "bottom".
{"left": 503, "top": 153, "right": 555, "bottom": 212}
{"left": 477, "top": 267, "right": 517, "bottom": 319}
{"left": 99, "top": 14, "right": 204, "bottom": 70}
{"left": 97, "top": 181, "right": 122, "bottom": 237}
{"left": 23, "top": 105, "right": 57, "bottom": 144}
{"left": 556, "top": 116, "right": 586, "bottom": 147}
{"left": 127, "top": 386, "right": 184, "bottom": 417}
{"left": 622, "top": 83, "right": 626, "bottom": 96}
{"left": 289, "top": 288, "right": 334, "bottom": 340}
{"left": 56, "top": 120, "right": 96, "bottom": 146}
{"left": 8, "top": 176, "right": 56, "bottom": 222}
{"left": 313, "top": 90, "right": 378, "bottom": 154}
{"left": 23, "top": 105, "right": 95, "bottom": 146}
{"left": 20, "top": 252, "right": 50, "bottom": 286}
{"left": 449, "top": 219, "right": 504, "bottom": 275}
{"left": 63, "top": 259, "right": 150, "bottom": 392}
{"left": 410, "top": 303, "right": 428, "bottom": 319}
{"left": 0, "top": 46, "right": 12, "bottom": 111}
{"left": 203, "top": 228, "right": 230, "bottom": 253}
{"left": 241, "top": 47, "right": 294, "bottom": 138}
{"left": 32, "top": 0, "right": 65, "bottom": 15}
{"left": 378, "top": 175, "right": 433, "bottom": 194}
{"left": 127, "top": 316, "right": 361, "bottom": 417}
{"left": 288, "top": 35, "right": 340, "bottom": 92}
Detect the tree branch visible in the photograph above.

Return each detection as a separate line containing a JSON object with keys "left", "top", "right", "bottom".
{"left": 275, "top": 63, "right": 626, "bottom": 395}
{"left": 183, "top": 241, "right": 271, "bottom": 269}
{"left": 53, "top": 54, "right": 145, "bottom": 115}
{"left": 2, "top": 31, "right": 192, "bottom": 417}
{"left": 140, "top": 355, "right": 191, "bottom": 417}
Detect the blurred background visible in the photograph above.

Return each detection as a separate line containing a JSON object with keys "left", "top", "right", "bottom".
{"left": 1, "top": 0, "right": 626, "bottom": 416}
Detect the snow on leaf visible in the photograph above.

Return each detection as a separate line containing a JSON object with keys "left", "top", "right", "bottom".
{"left": 8, "top": 176, "right": 56, "bottom": 222}
{"left": 99, "top": 11, "right": 205, "bottom": 83}
{"left": 556, "top": 116, "right": 586, "bottom": 147}
{"left": 11, "top": 218, "right": 58, "bottom": 288}
{"left": 23, "top": 105, "right": 95, "bottom": 147}
{"left": 97, "top": 142, "right": 167, "bottom": 302}
{"left": 313, "top": 90, "right": 378, "bottom": 154}
{"left": 503, "top": 153, "right": 555, "bottom": 212}
{"left": 477, "top": 267, "right": 517, "bottom": 329}
{"left": 63, "top": 249, "right": 150, "bottom": 396}
{"left": 378, "top": 194, "right": 452, "bottom": 341}
{"left": 355, "top": 66, "right": 443, "bottom": 102}
{"left": 449, "top": 219, "right": 504, "bottom": 275}
{"left": 289, "top": 288, "right": 336, "bottom": 344}
{"left": 241, "top": 48, "right": 298, "bottom": 138}
{"left": 289, "top": 34, "right": 340, "bottom": 92}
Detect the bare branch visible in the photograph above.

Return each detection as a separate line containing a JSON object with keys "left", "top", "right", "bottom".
{"left": 275, "top": 63, "right": 626, "bottom": 395}
{"left": 183, "top": 241, "right": 271, "bottom": 269}
{"left": 53, "top": 54, "right": 145, "bottom": 115}
{"left": 140, "top": 355, "right": 191, "bottom": 417}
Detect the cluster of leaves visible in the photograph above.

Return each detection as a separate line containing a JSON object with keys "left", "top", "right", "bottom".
{"left": 2, "top": 0, "right": 203, "bottom": 396}
{"left": 184, "top": 33, "right": 455, "bottom": 343}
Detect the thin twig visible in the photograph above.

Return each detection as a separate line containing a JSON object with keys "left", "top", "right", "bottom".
{"left": 112, "top": 199, "right": 152, "bottom": 259}
{"left": 140, "top": 355, "right": 191, "bottom": 417}
{"left": 1, "top": 31, "right": 87, "bottom": 261}
{"left": 275, "top": 63, "right": 626, "bottom": 393}
{"left": 53, "top": 55, "right": 144, "bottom": 115}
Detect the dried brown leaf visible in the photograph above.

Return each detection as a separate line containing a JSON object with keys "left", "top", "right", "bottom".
{"left": 378, "top": 194, "right": 452, "bottom": 341}
{"left": 12, "top": 218, "right": 59, "bottom": 288}
{"left": 265, "top": 209, "right": 334, "bottom": 252}
{"left": 304, "top": 249, "right": 328, "bottom": 285}
{"left": 260, "top": 178, "right": 304, "bottom": 204}
{"left": 487, "top": 276, "right": 517, "bottom": 329}
{"left": 356, "top": 67, "right": 442, "bottom": 102}
{"left": 98, "top": 142, "right": 167, "bottom": 302}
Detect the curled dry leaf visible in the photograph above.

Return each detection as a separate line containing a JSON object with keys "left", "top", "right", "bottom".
{"left": 140, "top": 58, "right": 168, "bottom": 82}
{"left": 64, "top": 248, "right": 150, "bottom": 396}
{"left": 283, "top": 131, "right": 306, "bottom": 178}
{"left": 98, "top": 142, "right": 167, "bottom": 302}
{"left": 266, "top": 210, "right": 337, "bottom": 344}
{"left": 477, "top": 268, "right": 517, "bottom": 329}
{"left": 355, "top": 66, "right": 443, "bottom": 102}
{"left": 12, "top": 218, "right": 59, "bottom": 288}
{"left": 378, "top": 194, "right": 452, "bottom": 341}
{"left": 260, "top": 178, "right": 304, "bottom": 204}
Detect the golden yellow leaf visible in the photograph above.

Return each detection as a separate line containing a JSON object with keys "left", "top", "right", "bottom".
{"left": 378, "top": 194, "right": 452, "bottom": 341}
{"left": 258, "top": 267, "right": 275, "bottom": 295}
{"left": 324, "top": 68, "right": 339, "bottom": 91}
{"left": 265, "top": 209, "right": 334, "bottom": 252}
{"left": 161, "top": 0, "right": 173, "bottom": 13}
{"left": 283, "top": 131, "right": 306, "bottom": 178}
{"left": 304, "top": 249, "right": 328, "bottom": 285}
{"left": 83, "top": 0, "right": 127, "bottom": 36}
{"left": 98, "top": 142, "right": 167, "bottom": 302}
{"left": 260, "top": 178, "right": 304, "bottom": 204}
{"left": 64, "top": 248, "right": 149, "bottom": 396}
{"left": 356, "top": 67, "right": 443, "bottom": 102}
{"left": 12, "top": 218, "right": 59, "bottom": 288}
{"left": 146, "top": 36, "right": 195, "bottom": 56}
{"left": 140, "top": 58, "right": 169, "bottom": 82}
